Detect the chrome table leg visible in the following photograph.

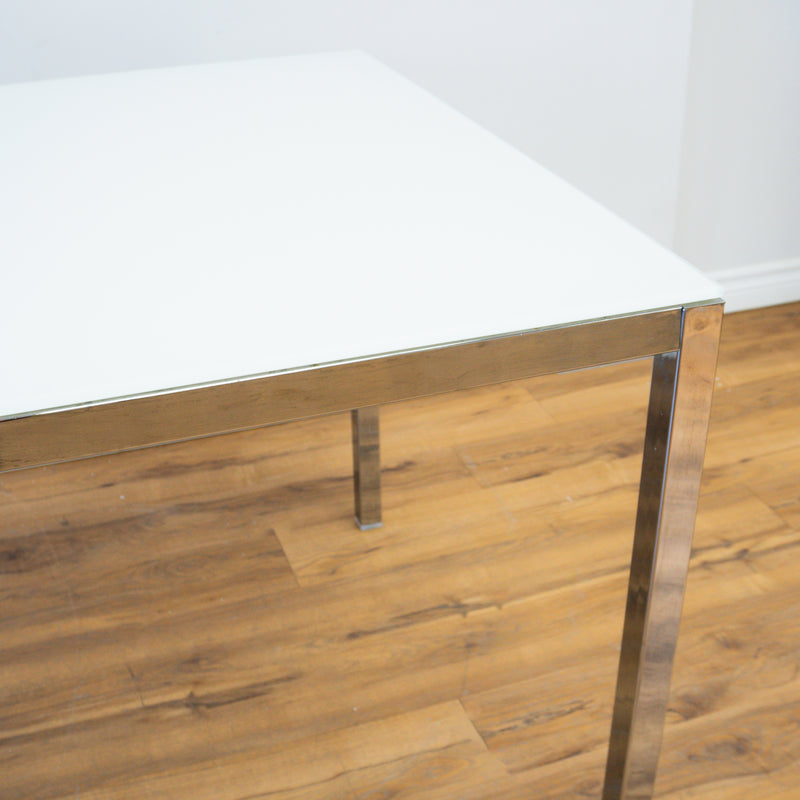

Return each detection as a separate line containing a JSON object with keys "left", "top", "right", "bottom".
{"left": 602, "top": 303, "right": 723, "bottom": 800}
{"left": 351, "top": 406, "right": 382, "bottom": 530}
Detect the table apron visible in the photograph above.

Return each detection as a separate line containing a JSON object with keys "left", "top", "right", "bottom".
{"left": 0, "top": 308, "right": 681, "bottom": 472}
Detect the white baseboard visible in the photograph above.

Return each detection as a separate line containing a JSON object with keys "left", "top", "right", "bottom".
{"left": 707, "top": 258, "right": 800, "bottom": 313}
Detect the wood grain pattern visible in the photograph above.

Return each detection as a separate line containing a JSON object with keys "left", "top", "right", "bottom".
{"left": 1, "top": 303, "right": 799, "bottom": 799}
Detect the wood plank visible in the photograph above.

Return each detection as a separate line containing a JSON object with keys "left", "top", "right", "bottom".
{"left": 56, "top": 702, "right": 499, "bottom": 800}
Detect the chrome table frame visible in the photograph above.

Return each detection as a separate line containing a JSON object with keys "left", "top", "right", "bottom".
{"left": 0, "top": 300, "right": 722, "bottom": 799}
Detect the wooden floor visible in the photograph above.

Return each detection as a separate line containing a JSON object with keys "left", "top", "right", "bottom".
{"left": 2, "top": 302, "right": 800, "bottom": 799}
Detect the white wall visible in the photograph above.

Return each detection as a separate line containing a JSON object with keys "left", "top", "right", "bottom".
{"left": 0, "top": 0, "right": 693, "bottom": 247}
{"left": 675, "top": 0, "right": 800, "bottom": 310}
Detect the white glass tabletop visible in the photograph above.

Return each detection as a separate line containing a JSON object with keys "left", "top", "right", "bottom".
{"left": 0, "top": 52, "right": 721, "bottom": 419}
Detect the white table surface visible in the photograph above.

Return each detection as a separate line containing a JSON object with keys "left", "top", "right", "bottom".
{"left": 0, "top": 52, "right": 721, "bottom": 420}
